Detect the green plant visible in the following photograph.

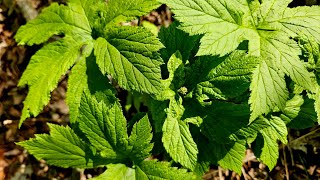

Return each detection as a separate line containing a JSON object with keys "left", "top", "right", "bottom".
{"left": 15, "top": 0, "right": 320, "bottom": 179}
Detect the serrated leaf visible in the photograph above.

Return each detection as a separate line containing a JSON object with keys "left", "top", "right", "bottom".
{"left": 268, "top": 116, "right": 288, "bottom": 144}
{"left": 162, "top": 0, "right": 320, "bottom": 121}
{"left": 18, "top": 36, "right": 90, "bottom": 126}
{"left": 15, "top": 3, "right": 91, "bottom": 45}
{"left": 159, "top": 21, "right": 200, "bottom": 62}
{"left": 159, "top": 0, "right": 258, "bottom": 56}
{"left": 149, "top": 99, "right": 169, "bottom": 133}
{"left": 78, "top": 92, "right": 128, "bottom": 159}
{"left": 162, "top": 97, "right": 198, "bottom": 170}
{"left": 281, "top": 95, "right": 317, "bottom": 129}
{"left": 92, "top": 164, "right": 135, "bottom": 180}
{"left": 199, "top": 101, "right": 267, "bottom": 143}
{"left": 274, "top": 6, "right": 320, "bottom": 43}
{"left": 260, "top": 31, "right": 316, "bottom": 92}
{"left": 100, "top": 0, "right": 160, "bottom": 27}
{"left": 94, "top": 26, "right": 164, "bottom": 94}
{"left": 253, "top": 132, "right": 279, "bottom": 170}
{"left": 68, "top": 0, "right": 106, "bottom": 28}
{"left": 202, "top": 140, "right": 246, "bottom": 175}
{"left": 192, "top": 51, "right": 259, "bottom": 101}
{"left": 254, "top": 116, "right": 288, "bottom": 169}
{"left": 216, "top": 141, "right": 246, "bottom": 175}
{"left": 249, "top": 59, "right": 288, "bottom": 121}
{"left": 155, "top": 51, "right": 185, "bottom": 101}
{"left": 17, "top": 124, "right": 106, "bottom": 168}
{"left": 67, "top": 54, "right": 116, "bottom": 123}
{"left": 128, "top": 115, "right": 153, "bottom": 162}
{"left": 138, "top": 160, "right": 198, "bottom": 180}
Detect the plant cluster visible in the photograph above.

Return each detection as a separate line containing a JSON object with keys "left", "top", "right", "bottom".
{"left": 15, "top": 0, "right": 320, "bottom": 179}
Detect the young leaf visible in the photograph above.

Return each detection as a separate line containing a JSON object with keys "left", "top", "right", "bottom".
{"left": 162, "top": 97, "right": 198, "bottom": 170}
{"left": 155, "top": 51, "right": 185, "bottom": 101}
{"left": 18, "top": 36, "right": 91, "bottom": 126}
{"left": 128, "top": 115, "right": 154, "bottom": 162}
{"left": 78, "top": 91, "right": 128, "bottom": 159}
{"left": 94, "top": 26, "right": 164, "bottom": 94}
{"left": 17, "top": 124, "right": 105, "bottom": 168}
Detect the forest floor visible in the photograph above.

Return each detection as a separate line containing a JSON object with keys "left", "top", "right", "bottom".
{"left": 0, "top": 0, "right": 320, "bottom": 179}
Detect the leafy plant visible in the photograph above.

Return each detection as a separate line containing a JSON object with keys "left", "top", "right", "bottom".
{"left": 15, "top": 0, "right": 320, "bottom": 178}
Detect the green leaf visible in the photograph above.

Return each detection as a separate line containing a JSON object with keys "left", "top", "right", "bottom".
{"left": 94, "top": 26, "right": 164, "bottom": 94}
{"left": 149, "top": 99, "right": 169, "bottom": 133}
{"left": 162, "top": 97, "right": 198, "bottom": 170}
{"left": 253, "top": 132, "right": 279, "bottom": 171}
{"left": 15, "top": 3, "right": 91, "bottom": 45}
{"left": 156, "top": 51, "right": 185, "bottom": 101}
{"left": 67, "top": 53, "right": 116, "bottom": 123}
{"left": 275, "top": 6, "right": 320, "bottom": 44}
{"left": 162, "top": 0, "right": 320, "bottom": 120}
{"left": 198, "top": 136, "right": 246, "bottom": 175}
{"left": 138, "top": 160, "right": 198, "bottom": 180}
{"left": 99, "top": 0, "right": 160, "bottom": 27}
{"left": 18, "top": 36, "right": 90, "bottom": 126}
{"left": 259, "top": 31, "right": 316, "bottom": 92}
{"left": 92, "top": 164, "right": 135, "bottom": 180}
{"left": 142, "top": 21, "right": 159, "bottom": 36}
{"left": 17, "top": 124, "right": 105, "bottom": 168}
{"left": 192, "top": 51, "right": 259, "bottom": 101}
{"left": 68, "top": 0, "right": 106, "bottom": 28}
{"left": 128, "top": 115, "right": 154, "bottom": 162}
{"left": 78, "top": 92, "right": 128, "bottom": 159}
{"left": 315, "top": 89, "right": 320, "bottom": 124}
{"left": 281, "top": 95, "right": 317, "bottom": 129}
{"left": 199, "top": 101, "right": 267, "bottom": 143}
{"left": 254, "top": 116, "right": 288, "bottom": 169}
{"left": 249, "top": 59, "right": 288, "bottom": 121}
{"left": 159, "top": 21, "right": 200, "bottom": 62}
{"left": 213, "top": 140, "right": 246, "bottom": 175}
{"left": 159, "top": 0, "right": 257, "bottom": 56}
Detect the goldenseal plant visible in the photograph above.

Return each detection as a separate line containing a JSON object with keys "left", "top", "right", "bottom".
{"left": 15, "top": 0, "right": 320, "bottom": 179}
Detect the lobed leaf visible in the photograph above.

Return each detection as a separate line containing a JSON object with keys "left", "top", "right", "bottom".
{"left": 18, "top": 36, "right": 90, "bottom": 126}
{"left": 78, "top": 92, "right": 128, "bottom": 159}
{"left": 15, "top": 3, "right": 91, "bottom": 45}
{"left": 17, "top": 124, "right": 105, "bottom": 168}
